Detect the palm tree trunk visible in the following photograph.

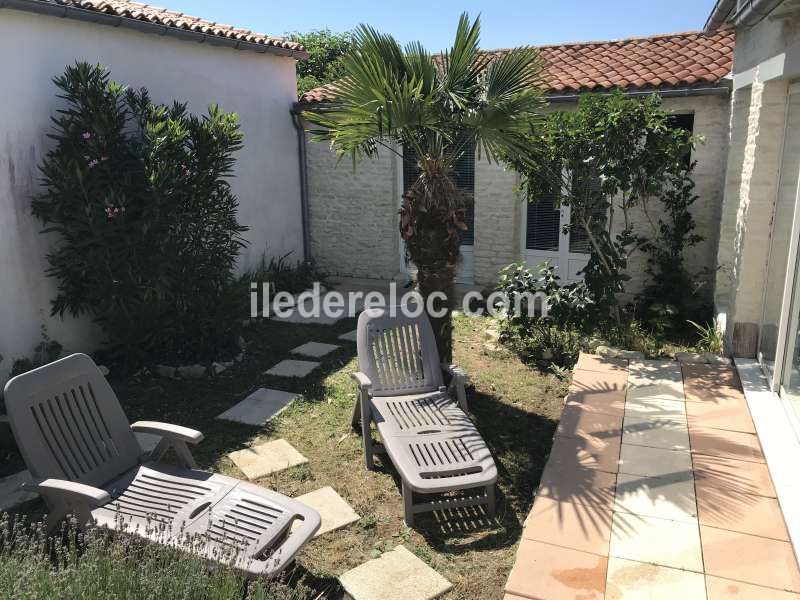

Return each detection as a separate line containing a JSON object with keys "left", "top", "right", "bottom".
{"left": 416, "top": 263, "right": 456, "bottom": 362}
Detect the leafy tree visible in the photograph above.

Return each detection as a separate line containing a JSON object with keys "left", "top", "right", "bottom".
{"left": 288, "top": 29, "right": 353, "bottom": 95}
{"left": 508, "top": 92, "right": 698, "bottom": 326}
{"left": 303, "top": 14, "right": 547, "bottom": 360}
{"left": 33, "top": 63, "right": 247, "bottom": 367}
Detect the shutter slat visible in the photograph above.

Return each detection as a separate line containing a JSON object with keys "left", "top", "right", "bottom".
{"left": 525, "top": 187, "right": 560, "bottom": 251}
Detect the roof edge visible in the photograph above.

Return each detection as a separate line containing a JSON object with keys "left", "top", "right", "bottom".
{"left": 0, "top": 0, "right": 310, "bottom": 60}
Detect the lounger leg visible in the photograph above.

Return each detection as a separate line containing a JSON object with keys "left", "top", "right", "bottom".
{"left": 172, "top": 440, "right": 198, "bottom": 469}
{"left": 485, "top": 484, "right": 496, "bottom": 517}
{"left": 402, "top": 481, "right": 414, "bottom": 527}
{"left": 361, "top": 396, "right": 375, "bottom": 470}
{"left": 351, "top": 395, "right": 361, "bottom": 429}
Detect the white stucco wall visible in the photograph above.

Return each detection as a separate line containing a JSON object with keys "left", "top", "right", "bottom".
{"left": 0, "top": 9, "right": 303, "bottom": 380}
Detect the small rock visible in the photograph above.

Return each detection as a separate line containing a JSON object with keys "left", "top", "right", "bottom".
{"left": 234, "top": 353, "right": 245, "bottom": 363}
{"left": 485, "top": 328, "right": 500, "bottom": 341}
{"left": 220, "top": 360, "right": 235, "bottom": 369}
{"left": 156, "top": 365, "right": 177, "bottom": 379}
{"left": 97, "top": 365, "right": 110, "bottom": 376}
{"left": 703, "top": 352, "right": 731, "bottom": 365}
{"left": 616, "top": 350, "right": 645, "bottom": 360}
{"left": 237, "top": 336, "right": 247, "bottom": 351}
{"left": 675, "top": 352, "right": 706, "bottom": 364}
{"left": 596, "top": 346, "right": 620, "bottom": 358}
{"left": 211, "top": 362, "right": 227, "bottom": 375}
{"left": 179, "top": 364, "right": 206, "bottom": 379}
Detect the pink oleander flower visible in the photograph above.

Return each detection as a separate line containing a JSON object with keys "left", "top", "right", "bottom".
{"left": 87, "top": 159, "right": 99, "bottom": 168}
{"left": 105, "top": 206, "right": 124, "bottom": 219}
{"left": 82, "top": 132, "right": 91, "bottom": 140}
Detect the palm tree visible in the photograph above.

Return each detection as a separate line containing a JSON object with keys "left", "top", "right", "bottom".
{"left": 303, "top": 13, "right": 547, "bottom": 361}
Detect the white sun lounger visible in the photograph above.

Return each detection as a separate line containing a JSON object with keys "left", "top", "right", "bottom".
{"left": 3, "top": 353, "right": 320, "bottom": 577}
{"left": 352, "top": 308, "right": 497, "bottom": 526}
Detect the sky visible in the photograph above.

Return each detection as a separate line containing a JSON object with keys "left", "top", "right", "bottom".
{"left": 158, "top": 0, "right": 718, "bottom": 51}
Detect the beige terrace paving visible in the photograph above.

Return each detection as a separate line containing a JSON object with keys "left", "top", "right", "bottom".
{"left": 504, "top": 353, "right": 800, "bottom": 600}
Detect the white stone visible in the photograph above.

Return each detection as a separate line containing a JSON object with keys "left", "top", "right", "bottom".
{"left": 610, "top": 512, "right": 703, "bottom": 572}
{"left": 618, "top": 444, "right": 693, "bottom": 479}
{"left": 605, "top": 557, "right": 707, "bottom": 600}
{"left": 215, "top": 388, "right": 298, "bottom": 426}
{"left": 338, "top": 330, "right": 357, "bottom": 342}
{"left": 290, "top": 342, "right": 340, "bottom": 358}
{"left": 156, "top": 365, "right": 177, "bottom": 378}
{"left": 674, "top": 352, "right": 706, "bottom": 364}
{"left": 338, "top": 545, "right": 452, "bottom": 600}
{"left": 704, "top": 352, "right": 731, "bottom": 365}
{"left": 614, "top": 472, "right": 697, "bottom": 523}
{"left": 616, "top": 350, "right": 645, "bottom": 360}
{"left": 0, "top": 471, "right": 37, "bottom": 511}
{"left": 596, "top": 345, "right": 620, "bottom": 358}
{"left": 211, "top": 362, "right": 227, "bottom": 375}
{"left": 178, "top": 364, "right": 206, "bottom": 379}
{"left": 228, "top": 439, "right": 308, "bottom": 480}
{"left": 264, "top": 360, "right": 319, "bottom": 378}
{"left": 294, "top": 486, "right": 360, "bottom": 537}
{"left": 622, "top": 416, "right": 690, "bottom": 451}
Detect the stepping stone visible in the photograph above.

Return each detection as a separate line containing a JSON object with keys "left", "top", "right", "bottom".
{"left": 216, "top": 388, "right": 298, "bottom": 425}
{"left": 264, "top": 359, "right": 319, "bottom": 378}
{"left": 228, "top": 439, "right": 308, "bottom": 480}
{"left": 290, "top": 342, "right": 340, "bottom": 358}
{"left": 339, "top": 545, "right": 452, "bottom": 600}
{"left": 294, "top": 486, "right": 360, "bottom": 536}
{"left": 0, "top": 470, "right": 37, "bottom": 511}
{"left": 338, "top": 329, "right": 357, "bottom": 342}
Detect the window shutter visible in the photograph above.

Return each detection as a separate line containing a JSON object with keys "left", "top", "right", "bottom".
{"left": 568, "top": 172, "right": 604, "bottom": 254}
{"left": 402, "top": 142, "right": 475, "bottom": 246}
{"left": 525, "top": 185, "right": 560, "bottom": 251}
{"left": 667, "top": 113, "right": 695, "bottom": 168}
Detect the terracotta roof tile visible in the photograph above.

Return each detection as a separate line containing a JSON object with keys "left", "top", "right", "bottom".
{"left": 299, "top": 29, "right": 733, "bottom": 104}
{"left": 41, "top": 0, "right": 308, "bottom": 58}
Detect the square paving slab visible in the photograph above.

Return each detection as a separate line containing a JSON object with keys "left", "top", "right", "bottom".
{"left": 688, "top": 426, "right": 765, "bottom": 463}
{"left": 337, "top": 329, "right": 357, "bottom": 342}
{"left": 610, "top": 512, "right": 704, "bottom": 572}
{"left": 290, "top": 341, "right": 340, "bottom": 358}
{"left": 615, "top": 472, "right": 697, "bottom": 523}
{"left": 505, "top": 539, "right": 607, "bottom": 600}
{"left": 264, "top": 359, "right": 319, "bottom": 378}
{"left": 622, "top": 416, "right": 690, "bottom": 451}
{"left": 295, "top": 486, "right": 360, "bottom": 536}
{"left": 339, "top": 545, "right": 452, "bottom": 600}
{"left": 227, "top": 439, "right": 308, "bottom": 480}
{"left": 705, "top": 575, "right": 800, "bottom": 599}
{"left": 618, "top": 444, "right": 693, "bottom": 478}
{"left": 216, "top": 388, "right": 298, "bottom": 425}
{"left": 523, "top": 495, "right": 613, "bottom": 555}
{"left": 605, "top": 557, "right": 706, "bottom": 600}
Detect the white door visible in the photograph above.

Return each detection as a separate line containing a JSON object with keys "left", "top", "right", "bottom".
{"left": 521, "top": 197, "right": 591, "bottom": 283}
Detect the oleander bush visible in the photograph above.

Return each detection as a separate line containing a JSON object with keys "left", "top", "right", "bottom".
{"left": 32, "top": 63, "right": 247, "bottom": 368}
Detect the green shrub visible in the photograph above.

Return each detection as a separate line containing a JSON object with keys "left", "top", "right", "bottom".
{"left": 32, "top": 63, "right": 247, "bottom": 367}
{"left": 495, "top": 262, "right": 594, "bottom": 368}
{"left": 0, "top": 514, "right": 314, "bottom": 599}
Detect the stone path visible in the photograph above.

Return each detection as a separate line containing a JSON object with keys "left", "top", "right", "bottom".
{"left": 264, "top": 359, "right": 319, "bottom": 378}
{"left": 228, "top": 439, "right": 308, "bottom": 480}
{"left": 216, "top": 388, "right": 299, "bottom": 425}
{"left": 339, "top": 545, "right": 453, "bottom": 600}
{"left": 504, "top": 353, "right": 800, "bottom": 600}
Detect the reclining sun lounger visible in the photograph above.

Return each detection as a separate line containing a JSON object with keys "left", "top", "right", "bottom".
{"left": 3, "top": 353, "right": 320, "bottom": 577}
{"left": 351, "top": 308, "right": 497, "bottom": 526}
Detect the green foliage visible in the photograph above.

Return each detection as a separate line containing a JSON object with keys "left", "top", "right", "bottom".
{"left": 496, "top": 262, "right": 594, "bottom": 368}
{"left": 0, "top": 514, "right": 312, "bottom": 599}
{"left": 640, "top": 169, "right": 707, "bottom": 330}
{"left": 32, "top": 63, "right": 248, "bottom": 368}
{"left": 242, "top": 251, "right": 323, "bottom": 295}
{"left": 507, "top": 92, "right": 699, "bottom": 324}
{"left": 303, "top": 13, "right": 548, "bottom": 359}
{"left": 687, "top": 319, "right": 724, "bottom": 354}
{"left": 9, "top": 326, "right": 62, "bottom": 378}
{"left": 288, "top": 29, "right": 353, "bottom": 95}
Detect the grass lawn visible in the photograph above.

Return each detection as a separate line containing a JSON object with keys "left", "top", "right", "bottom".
{"left": 8, "top": 313, "right": 567, "bottom": 599}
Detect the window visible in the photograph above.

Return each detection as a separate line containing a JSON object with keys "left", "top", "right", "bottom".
{"left": 667, "top": 112, "right": 695, "bottom": 167}
{"left": 568, "top": 171, "right": 605, "bottom": 254}
{"left": 403, "top": 142, "right": 475, "bottom": 245}
{"left": 525, "top": 186, "right": 560, "bottom": 251}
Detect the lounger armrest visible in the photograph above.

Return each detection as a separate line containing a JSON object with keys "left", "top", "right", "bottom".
{"left": 257, "top": 506, "right": 322, "bottom": 576}
{"left": 130, "top": 421, "right": 204, "bottom": 444}
{"left": 350, "top": 371, "right": 372, "bottom": 390}
{"left": 441, "top": 363, "right": 469, "bottom": 411}
{"left": 27, "top": 479, "right": 110, "bottom": 507}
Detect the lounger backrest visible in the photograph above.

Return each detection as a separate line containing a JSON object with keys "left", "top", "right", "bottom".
{"left": 357, "top": 307, "right": 443, "bottom": 396}
{"left": 3, "top": 353, "right": 141, "bottom": 487}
